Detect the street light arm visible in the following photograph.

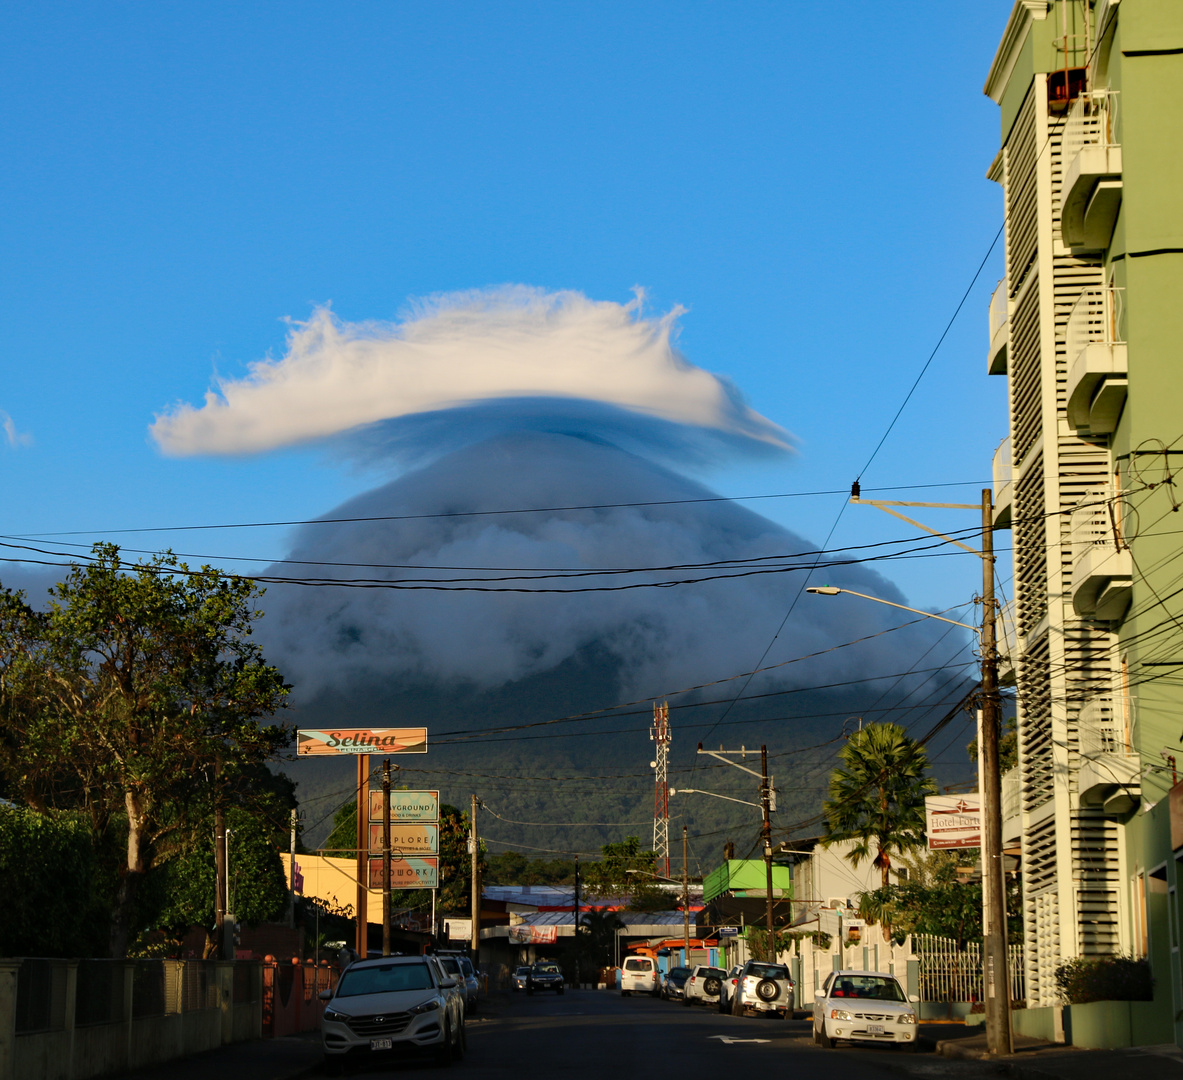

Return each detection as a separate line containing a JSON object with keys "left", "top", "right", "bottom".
{"left": 695, "top": 748, "right": 765, "bottom": 780}
{"left": 670, "top": 787, "right": 762, "bottom": 810}
{"left": 805, "top": 586, "right": 978, "bottom": 634}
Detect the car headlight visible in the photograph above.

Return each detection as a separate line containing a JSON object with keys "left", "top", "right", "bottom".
{"left": 411, "top": 999, "right": 441, "bottom": 1015}
{"left": 322, "top": 1008, "right": 348, "bottom": 1023}
{"left": 898, "top": 1013, "right": 917, "bottom": 1024}
{"left": 829, "top": 1009, "right": 854, "bottom": 1021}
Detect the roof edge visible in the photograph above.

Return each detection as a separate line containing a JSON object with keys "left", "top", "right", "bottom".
{"left": 984, "top": 1, "right": 1050, "bottom": 104}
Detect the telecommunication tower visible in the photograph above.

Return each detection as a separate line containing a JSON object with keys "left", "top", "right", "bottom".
{"left": 650, "top": 701, "right": 671, "bottom": 878}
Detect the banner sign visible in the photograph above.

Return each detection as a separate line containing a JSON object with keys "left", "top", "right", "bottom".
{"left": 925, "top": 794, "right": 982, "bottom": 849}
{"left": 444, "top": 918, "right": 472, "bottom": 940}
{"left": 369, "top": 823, "right": 439, "bottom": 855}
{"left": 369, "top": 789, "right": 440, "bottom": 822}
{"left": 508, "top": 925, "right": 558, "bottom": 944}
{"left": 367, "top": 856, "right": 438, "bottom": 890}
{"left": 297, "top": 728, "right": 428, "bottom": 756}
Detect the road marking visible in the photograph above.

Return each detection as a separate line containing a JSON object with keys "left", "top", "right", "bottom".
{"left": 708, "top": 1036, "right": 771, "bottom": 1045}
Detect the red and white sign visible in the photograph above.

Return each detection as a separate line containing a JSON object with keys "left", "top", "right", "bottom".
{"left": 925, "top": 794, "right": 982, "bottom": 849}
{"left": 508, "top": 925, "right": 558, "bottom": 944}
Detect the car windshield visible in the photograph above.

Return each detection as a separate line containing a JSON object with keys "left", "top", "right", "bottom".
{"left": 746, "top": 963, "right": 789, "bottom": 980}
{"left": 336, "top": 963, "right": 433, "bottom": 997}
{"left": 668, "top": 968, "right": 691, "bottom": 978}
{"left": 459, "top": 959, "right": 474, "bottom": 976}
{"left": 515, "top": 967, "right": 530, "bottom": 975}
{"left": 829, "top": 975, "right": 906, "bottom": 1002}
{"left": 533, "top": 964, "right": 559, "bottom": 973}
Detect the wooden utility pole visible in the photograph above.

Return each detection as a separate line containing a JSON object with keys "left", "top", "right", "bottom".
{"left": 980, "top": 490, "right": 1013, "bottom": 1055}
{"left": 470, "top": 794, "right": 481, "bottom": 958}
{"left": 355, "top": 756, "right": 368, "bottom": 956}
{"left": 682, "top": 826, "right": 690, "bottom": 962}
{"left": 288, "top": 808, "right": 298, "bottom": 928}
{"left": 214, "top": 805, "right": 226, "bottom": 958}
{"left": 382, "top": 760, "right": 392, "bottom": 957}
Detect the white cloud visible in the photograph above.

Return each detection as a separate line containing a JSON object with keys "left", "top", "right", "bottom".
{"left": 150, "top": 287, "right": 790, "bottom": 457}
{"left": 0, "top": 411, "right": 31, "bottom": 449}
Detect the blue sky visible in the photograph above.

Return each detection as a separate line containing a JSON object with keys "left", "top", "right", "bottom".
{"left": 1, "top": 1, "right": 1013, "bottom": 619}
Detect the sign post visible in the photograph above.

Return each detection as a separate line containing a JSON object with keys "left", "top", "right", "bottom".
{"left": 296, "top": 728, "right": 428, "bottom": 956}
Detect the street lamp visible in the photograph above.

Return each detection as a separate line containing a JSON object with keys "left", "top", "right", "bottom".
{"left": 806, "top": 549, "right": 1012, "bottom": 1056}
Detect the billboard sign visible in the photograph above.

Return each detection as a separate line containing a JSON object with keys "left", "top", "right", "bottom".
{"left": 925, "top": 794, "right": 982, "bottom": 849}
{"left": 369, "top": 823, "right": 439, "bottom": 855}
{"left": 508, "top": 925, "right": 558, "bottom": 944}
{"left": 368, "top": 789, "right": 440, "bottom": 822}
{"left": 296, "top": 728, "right": 428, "bottom": 756}
{"left": 367, "top": 856, "right": 438, "bottom": 890}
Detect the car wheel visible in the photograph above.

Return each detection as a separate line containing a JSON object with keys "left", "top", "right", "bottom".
{"left": 323, "top": 1056, "right": 346, "bottom": 1077}
{"left": 434, "top": 1021, "right": 454, "bottom": 1066}
{"left": 717, "top": 996, "right": 727, "bottom": 1013}
{"left": 819, "top": 1025, "right": 834, "bottom": 1049}
{"left": 557, "top": 986, "right": 565, "bottom": 995}
{"left": 622, "top": 989, "right": 630, "bottom": 997}
{"left": 682, "top": 996, "right": 692, "bottom": 1007}
{"left": 897, "top": 1041, "right": 917, "bottom": 1054}
{"left": 457, "top": 1021, "right": 468, "bottom": 1059}
{"left": 731, "top": 992, "right": 743, "bottom": 1017}
{"left": 812, "top": 1023, "right": 821, "bottom": 1046}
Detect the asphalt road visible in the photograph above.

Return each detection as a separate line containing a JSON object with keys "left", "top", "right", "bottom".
{"left": 312, "top": 988, "right": 991, "bottom": 1079}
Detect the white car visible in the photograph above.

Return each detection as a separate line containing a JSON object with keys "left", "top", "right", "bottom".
{"left": 683, "top": 965, "right": 726, "bottom": 1006}
{"left": 812, "top": 970, "right": 918, "bottom": 1050}
{"left": 731, "top": 960, "right": 794, "bottom": 1017}
{"left": 620, "top": 955, "right": 659, "bottom": 996}
{"left": 320, "top": 954, "right": 465, "bottom": 1072}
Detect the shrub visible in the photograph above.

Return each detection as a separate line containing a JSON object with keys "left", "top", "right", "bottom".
{"left": 1054, "top": 955, "right": 1153, "bottom": 1004}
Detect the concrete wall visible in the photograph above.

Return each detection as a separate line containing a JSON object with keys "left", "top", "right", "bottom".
{"left": 0, "top": 959, "right": 262, "bottom": 1080}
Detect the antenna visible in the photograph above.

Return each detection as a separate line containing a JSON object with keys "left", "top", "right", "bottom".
{"left": 651, "top": 701, "right": 671, "bottom": 877}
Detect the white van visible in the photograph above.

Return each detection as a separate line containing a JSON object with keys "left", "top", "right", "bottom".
{"left": 620, "top": 956, "right": 658, "bottom": 996}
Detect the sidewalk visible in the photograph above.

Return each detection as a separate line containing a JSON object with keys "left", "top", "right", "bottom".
{"left": 126, "top": 1031, "right": 323, "bottom": 1080}
{"left": 936, "top": 1031, "right": 1183, "bottom": 1080}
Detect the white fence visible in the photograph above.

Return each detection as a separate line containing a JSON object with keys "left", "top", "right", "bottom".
{"left": 915, "top": 933, "right": 1025, "bottom": 1005}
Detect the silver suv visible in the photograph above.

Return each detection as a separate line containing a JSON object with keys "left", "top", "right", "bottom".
{"left": 730, "top": 960, "right": 794, "bottom": 1018}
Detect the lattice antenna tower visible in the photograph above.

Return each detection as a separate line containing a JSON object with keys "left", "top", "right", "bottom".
{"left": 650, "top": 701, "right": 671, "bottom": 878}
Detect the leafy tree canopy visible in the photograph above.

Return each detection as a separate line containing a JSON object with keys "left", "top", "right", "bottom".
{"left": 821, "top": 722, "right": 937, "bottom": 888}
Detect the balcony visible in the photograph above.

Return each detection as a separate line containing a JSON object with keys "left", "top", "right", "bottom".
{"left": 1065, "top": 287, "right": 1127, "bottom": 436}
{"left": 1002, "top": 766, "right": 1021, "bottom": 844}
{"left": 987, "top": 280, "right": 1008, "bottom": 375}
{"left": 996, "top": 599, "right": 1017, "bottom": 687}
{"left": 993, "top": 436, "right": 1013, "bottom": 529}
{"left": 1061, "top": 90, "right": 1122, "bottom": 252}
{"left": 1077, "top": 695, "right": 1140, "bottom": 815}
{"left": 1069, "top": 495, "right": 1132, "bottom": 621}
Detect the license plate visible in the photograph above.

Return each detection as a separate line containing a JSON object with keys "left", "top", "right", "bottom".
{"left": 370, "top": 1038, "right": 393, "bottom": 1051}
{"left": 866, "top": 1024, "right": 884, "bottom": 1035}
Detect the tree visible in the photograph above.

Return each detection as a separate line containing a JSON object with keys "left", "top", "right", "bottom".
{"left": 0, "top": 545, "right": 291, "bottom": 957}
{"left": 821, "top": 722, "right": 936, "bottom": 888}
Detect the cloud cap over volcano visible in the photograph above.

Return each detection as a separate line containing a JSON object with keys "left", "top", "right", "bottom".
{"left": 151, "top": 287, "right": 791, "bottom": 459}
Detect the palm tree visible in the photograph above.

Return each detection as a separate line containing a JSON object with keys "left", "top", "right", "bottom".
{"left": 821, "top": 722, "right": 936, "bottom": 888}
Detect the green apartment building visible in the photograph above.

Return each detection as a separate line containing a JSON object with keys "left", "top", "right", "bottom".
{"left": 984, "top": 0, "right": 1183, "bottom": 1042}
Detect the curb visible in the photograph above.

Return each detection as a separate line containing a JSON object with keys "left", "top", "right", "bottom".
{"left": 935, "top": 1039, "right": 1073, "bottom": 1080}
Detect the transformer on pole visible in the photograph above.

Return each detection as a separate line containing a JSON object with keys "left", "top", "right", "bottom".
{"left": 651, "top": 701, "right": 671, "bottom": 878}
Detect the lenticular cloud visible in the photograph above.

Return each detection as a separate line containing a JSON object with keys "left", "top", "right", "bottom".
{"left": 150, "top": 287, "right": 790, "bottom": 458}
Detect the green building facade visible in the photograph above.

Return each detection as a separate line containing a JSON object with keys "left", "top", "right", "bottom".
{"left": 984, "top": 0, "right": 1183, "bottom": 1043}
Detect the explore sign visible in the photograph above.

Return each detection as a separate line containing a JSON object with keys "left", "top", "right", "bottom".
{"left": 296, "top": 728, "right": 428, "bottom": 756}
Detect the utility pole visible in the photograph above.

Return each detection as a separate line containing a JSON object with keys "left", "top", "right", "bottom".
{"left": 573, "top": 855, "right": 581, "bottom": 987}
{"left": 846, "top": 486, "right": 1013, "bottom": 1056}
{"left": 288, "top": 808, "right": 299, "bottom": 929}
{"left": 382, "top": 760, "right": 392, "bottom": 957}
{"left": 214, "top": 806, "right": 226, "bottom": 958}
{"left": 470, "top": 795, "right": 481, "bottom": 959}
{"left": 682, "top": 826, "right": 690, "bottom": 963}
{"left": 979, "top": 489, "right": 1013, "bottom": 1055}
{"left": 355, "top": 756, "right": 368, "bottom": 956}
{"left": 760, "top": 746, "right": 775, "bottom": 963}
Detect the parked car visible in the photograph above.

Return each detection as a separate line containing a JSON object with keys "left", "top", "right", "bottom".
{"left": 319, "top": 954, "right": 465, "bottom": 1072}
{"left": 527, "top": 961, "right": 565, "bottom": 994}
{"left": 511, "top": 965, "right": 531, "bottom": 992}
{"left": 684, "top": 965, "right": 726, "bottom": 1006}
{"left": 660, "top": 966, "right": 693, "bottom": 1001}
{"left": 812, "top": 970, "right": 918, "bottom": 1050}
{"left": 620, "top": 955, "right": 659, "bottom": 996}
{"left": 717, "top": 965, "right": 742, "bottom": 1013}
{"left": 730, "top": 960, "right": 794, "bottom": 1018}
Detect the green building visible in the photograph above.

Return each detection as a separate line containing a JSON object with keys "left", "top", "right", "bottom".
{"left": 984, "top": 0, "right": 1183, "bottom": 1042}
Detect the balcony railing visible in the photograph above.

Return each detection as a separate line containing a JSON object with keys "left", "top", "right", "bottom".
{"left": 993, "top": 436, "right": 1012, "bottom": 529}
{"left": 1077, "top": 693, "right": 1140, "bottom": 815}
{"left": 1065, "top": 287, "right": 1127, "bottom": 435}
{"left": 1061, "top": 89, "right": 1122, "bottom": 251}
{"left": 988, "top": 280, "right": 1008, "bottom": 375}
{"left": 1069, "top": 491, "right": 1132, "bottom": 620}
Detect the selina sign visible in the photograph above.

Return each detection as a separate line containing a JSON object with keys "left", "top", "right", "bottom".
{"left": 924, "top": 794, "right": 982, "bottom": 849}
{"left": 296, "top": 728, "right": 428, "bottom": 756}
